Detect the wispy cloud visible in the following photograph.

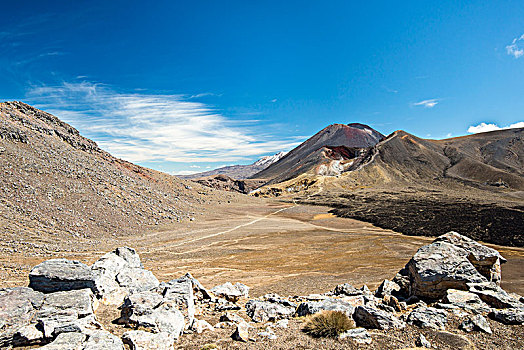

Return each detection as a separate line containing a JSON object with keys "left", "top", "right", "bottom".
{"left": 14, "top": 51, "right": 65, "bottom": 66}
{"left": 506, "top": 34, "right": 524, "bottom": 59}
{"left": 175, "top": 170, "right": 201, "bottom": 176}
{"left": 467, "top": 121, "right": 524, "bottom": 134}
{"left": 413, "top": 99, "right": 439, "bottom": 108}
{"left": 25, "top": 81, "right": 301, "bottom": 164}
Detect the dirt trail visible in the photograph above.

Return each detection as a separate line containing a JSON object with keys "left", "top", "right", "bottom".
{"left": 160, "top": 205, "right": 295, "bottom": 249}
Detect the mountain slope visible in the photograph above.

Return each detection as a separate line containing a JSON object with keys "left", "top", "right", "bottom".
{"left": 0, "top": 101, "right": 232, "bottom": 242}
{"left": 337, "top": 128, "right": 524, "bottom": 190}
{"left": 252, "top": 123, "right": 384, "bottom": 184}
{"left": 180, "top": 152, "right": 287, "bottom": 180}
{"left": 253, "top": 128, "right": 524, "bottom": 246}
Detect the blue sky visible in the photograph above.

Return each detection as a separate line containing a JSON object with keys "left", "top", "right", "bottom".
{"left": 1, "top": 1, "right": 523, "bottom": 175}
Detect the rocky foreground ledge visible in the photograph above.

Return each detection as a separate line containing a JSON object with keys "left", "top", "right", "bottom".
{"left": 1, "top": 232, "right": 523, "bottom": 349}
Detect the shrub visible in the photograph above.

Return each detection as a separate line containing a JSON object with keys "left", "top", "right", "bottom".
{"left": 201, "top": 344, "right": 218, "bottom": 350}
{"left": 302, "top": 310, "right": 355, "bottom": 338}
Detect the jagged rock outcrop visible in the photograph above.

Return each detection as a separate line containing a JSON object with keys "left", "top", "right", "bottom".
{"left": 296, "top": 298, "right": 356, "bottom": 318}
{"left": 489, "top": 308, "right": 524, "bottom": 325}
{"left": 460, "top": 314, "right": 492, "bottom": 333}
{"left": 467, "top": 282, "right": 524, "bottom": 309}
{"left": 339, "top": 327, "right": 372, "bottom": 344}
{"left": 406, "top": 307, "right": 448, "bottom": 330}
{"left": 353, "top": 305, "right": 406, "bottom": 330}
{"left": 122, "top": 330, "right": 174, "bottom": 350}
{"left": 119, "top": 292, "right": 185, "bottom": 338}
{"left": 29, "top": 259, "right": 96, "bottom": 294}
{"left": 403, "top": 232, "right": 506, "bottom": 300}
{"left": 211, "top": 282, "right": 249, "bottom": 302}
{"left": 245, "top": 299, "right": 295, "bottom": 322}
{"left": 1, "top": 233, "right": 523, "bottom": 349}
{"left": 433, "top": 232, "right": 506, "bottom": 284}
{"left": 374, "top": 279, "right": 401, "bottom": 298}
{"left": 231, "top": 321, "right": 250, "bottom": 342}
{"left": 0, "top": 287, "right": 45, "bottom": 347}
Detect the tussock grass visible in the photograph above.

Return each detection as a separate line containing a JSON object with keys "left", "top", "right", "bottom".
{"left": 302, "top": 310, "right": 355, "bottom": 338}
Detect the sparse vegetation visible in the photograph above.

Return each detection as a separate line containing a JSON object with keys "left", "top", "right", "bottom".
{"left": 302, "top": 310, "right": 355, "bottom": 338}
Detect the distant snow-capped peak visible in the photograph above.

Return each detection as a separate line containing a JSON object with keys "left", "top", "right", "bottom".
{"left": 253, "top": 151, "right": 288, "bottom": 166}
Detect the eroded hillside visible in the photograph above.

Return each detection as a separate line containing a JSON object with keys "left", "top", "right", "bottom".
{"left": 0, "top": 101, "right": 242, "bottom": 253}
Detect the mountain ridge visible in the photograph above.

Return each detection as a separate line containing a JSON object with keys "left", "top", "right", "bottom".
{"left": 180, "top": 151, "right": 287, "bottom": 180}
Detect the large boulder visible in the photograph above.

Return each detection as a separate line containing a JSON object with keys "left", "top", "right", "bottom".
{"left": 374, "top": 279, "right": 401, "bottom": 298}
{"left": 403, "top": 232, "right": 503, "bottom": 300}
{"left": 122, "top": 330, "right": 174, "bottom": 350}
{"left": 211, "top": 282, "right": 249, "bottom": 302}
{"left": 467, "top": 282, "right": 524, "bottom": 309}
{"left": 406, "top": 307, "right": 448, "bottom": 330}
{"left": 353, "top": 305, "right": 405, "bottom": 329}
{"left": 29, "top": 259, "right": 96, "bottom": 293}
{"left": 158, "top": 279, "right": 195, "bottom": 328}
{"left": 115, "top": 268, "right": 159, "bottom": 294}
{"left": 0, "top": 287, "right": 45, "bottom": 347}
{"left": 245, "top": 300, "right": 296, "bottom": 322}
{"left": 296, "top": 298, "right": 355, "bottom": 318}
{"left": 40, "top": 289, "right": 98, "bottom": 318}
{"left": 91, "top": 247, "right": 158, "bottom": 305}
{"left": 120, "top": 294, "right": 185, "bottom": 339}
{"left": 83, "top": 330, "right": 125, "bottom": 350}
{"left": 433, "top": 232, "right": 506, "bottom": 284}
{"left": 39, "top": 332, "right": 87, "bottom": 350}
{"left": 489, "top": 308, "right": 524, "bottom": 325}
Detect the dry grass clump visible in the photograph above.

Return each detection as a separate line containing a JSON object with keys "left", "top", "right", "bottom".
{"left": 302, "top": 310, "right": 355, "bottom": 338}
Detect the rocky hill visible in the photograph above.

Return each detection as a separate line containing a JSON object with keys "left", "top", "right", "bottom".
{"left": 252, "top": 123, "right": 384, "bottom": 185}
{"left": 0, "top": 101, "right": 236, "bottom": 244}
{"left": 180, "top": 152, "right": 287, "bottom": 180}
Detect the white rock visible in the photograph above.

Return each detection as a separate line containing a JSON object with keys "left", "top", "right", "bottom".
{"left": 122, "top": 330, "right": 174, "bottom": 350}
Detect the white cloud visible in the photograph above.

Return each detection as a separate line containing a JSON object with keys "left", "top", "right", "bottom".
{"left": 174, "top": 170, "right": 201, "bottom": 176}
{"left": 467, "top": 121, "right": 524, "bottom": 134}
{"left": 26, "top": 82, "right": 301, "bottom": 163}
{"left": 506, "top": 34, "right": 524, "bottom": 58}
{"left": 413, "top": 99, "right": 439, "bottom": 108}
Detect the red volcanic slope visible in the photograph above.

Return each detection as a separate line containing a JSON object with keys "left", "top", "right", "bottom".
{"left": 252, "top": 123, "right": 384, "bottom": 184}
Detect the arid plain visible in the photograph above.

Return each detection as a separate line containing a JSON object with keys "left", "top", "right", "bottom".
{"left": 2, "top": 198, "right": 522, "bottom": 298}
